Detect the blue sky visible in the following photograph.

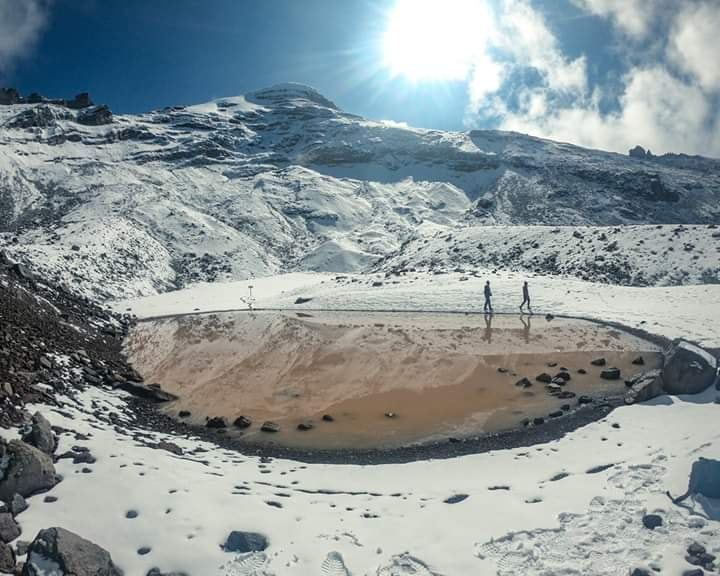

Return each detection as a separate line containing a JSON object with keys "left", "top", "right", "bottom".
{"left": 1, "top": 0, "right": 719, "bottom": 155}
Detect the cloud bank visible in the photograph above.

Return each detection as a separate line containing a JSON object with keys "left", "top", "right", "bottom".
{"left": 464, "top": 0, "right": 720, "bottom": 157}
{"left": 0, "top": 0, "right": 52, "bottom": 73}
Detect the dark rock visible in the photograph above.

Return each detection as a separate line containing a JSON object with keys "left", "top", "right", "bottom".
{"left": 535, "top": 373, "right": 552, "bottom": 383}
{"left": 294, "top": 297, "right": 313, "bottom": 305}
{"left": 138, "top": 546, "right": 152, "bottom": 555}
{"left": 577, "top": 368, "right": 587, "bottom": 375}
{"left": 0, "top": 87, "right": 21, "bottom": 105}
{"left": 591, "top": 358, "right": 606, "bottom": 366}
{"left": 533, "top": 417, "right": 544, "bottom": 425}
{"left": 0, "top": 541, "right": 14, "bottom": 574}
{"left": 21, "top": 412, "right": 57, "bottom": 455}
{"left": 687, "top": 543, "right": 706, "bottom": 556}
{"left": 146, "top": 569, "right": 190, "bottom": 576}
{"left": 630, "top": 569, "right": 651, "bottom": 576}
{"left": 206, "top": 417, "right": 228, "bottom": 429}
{"left": 222, "top": 531, "right": 268, "bottom": 553}
{"left": 233, "top": 416, "right": 252, "bottom": 429}
{"left": 76, "top": 104, "right": 113, "bottom": 126}
{"left": 9, "top": 493, "right": 28, "bottom": 516}
{"left": 296, "top": 422, "right": 313, "bottom": 431}
{"left": 578, "top": 395, "right": 593, "bottom": 404}
{"left": 260, "top": 421, "right": 280, "bottom": 433}
{"left": 624, "top": 369, "right": 664, "bottom": 404}
{"left": 155, "top": 441, "right": 183, "bottom": 456}
{"left": 22, "top": 527, "right": 122, "bottom": 575}
{"left": 443, "top": 494, "right": 468, "bottom": 504}
{"left": 515, "top": 377, "right": 532, "bottom": 388}
{"left": 126, "top": 510, "right": 138, "bottom": 519}
{"left": 641, "top": 514, "right": 662, "bottom": 530}
{"left": 669, "top": 457, "right": 720, "bottom": 503}
{"left": 549, "top": 410, "right": 563, "bottom": 418}
{"left": 681, "top": 570, "right": 704, "bottom": 576}
{"left": 0, "top": 439, "right": 57, "bottom": 501}
{"left": 632, "top": 356, "right": 645, "bottom": 365}
{"left": 43, "top": 495, "right": 57, "bottom": 503}
{"left": 600, "top": 367, "right": 621, "bottom": 380}
{"left": 322, "top": 414, "right": 334, "bottom": 422}
{"left": 663, "top": 341, "right": 717, "bottom": 395}
{"left": 178, "top": 410, "right": 191, "bottom": 418}
{"left": 66, "top": 92, "right": 93, "bottom": 109}
{"left": 116, "top": 380, "right": 177, "bottom": 402}
{"left": 0, "top": 513, "right": 20, "bottom": 543}
{"left": 554, "top": 371, "right": 571, "bottom": 382}
{"left": 557, "top": 391, "right": 576, "bottom": 399}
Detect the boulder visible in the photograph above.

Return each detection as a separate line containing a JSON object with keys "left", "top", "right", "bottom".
{"left": 591, "top": 358, "right": 606, "bottom": 366}
{"left": 9, "top": 493, "right": 28, "bottom": 516}
{"left": 0, "top": 513, "right": 20, "bottom": 543}
{"left": 624, "top": 370, "right": 664, "bottom": 405}
{"left": 535, "top": 373, "right": 552, "bottom": 383}
{"left": 116, "top": 380, "right": 176, "bottom": 402}
{"left": 233, "top": 416, "right": 252, "bottom": 429}
{"left": 0, "top": 440, "right": 57, "bottom": 502}
{"left": 222, "top": 531, "right": 268, "bottom": 553}
{"left": 21, "top": 412, "right": 57, "bottom": 455}
{"left": 0, "top": 541, "right": 14, "bottom": 573}
{"left": 22, "top": 527, "right": 122, "bottom": 576}
{"left": 260, "top": 421, "right": 280, "bottom": 433}
{"left": 515, "top": 377, "right": 532, "bottom": 388}
{"left": 662, "top": 341, "right": 718, "bottom": 395}
{"left": 600, "top": 367, "right": 621, "bottom": 380}
{"left": 206, "top": 417, "right": 228, "bottom": 429}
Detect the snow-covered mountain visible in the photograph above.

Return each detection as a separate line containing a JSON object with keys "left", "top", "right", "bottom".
{"left": 1, "top": 83, "right": 719, "bottom": 299}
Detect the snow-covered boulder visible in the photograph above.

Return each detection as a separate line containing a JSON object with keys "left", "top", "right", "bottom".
{"left": 22, "top": 527, "right": 123, "bottom": 576}
{"left": 0, "top": 439, "right": 56, "bottom": 502}
{"left": 624, "top": 369, "right": 664, "bottom": 404}
{"left": 662, "top": 341, "right": 718, "bottom": 395}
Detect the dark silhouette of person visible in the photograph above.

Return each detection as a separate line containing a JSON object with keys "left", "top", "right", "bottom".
{"left": 520, "top": 314, "right": 531, "bottom": 343}
{"left": 483, "top": 312, "right": 493, "bottom": 343}
{"left": 519, "top": 281, "right": 532, "bottom": 314}
{"left": 483, "top": 281, "right": 493, "bottom": 313}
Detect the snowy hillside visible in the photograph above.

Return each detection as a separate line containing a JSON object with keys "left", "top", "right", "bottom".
{"left": 1, "top": 83, "right": 719, "bottom": 299}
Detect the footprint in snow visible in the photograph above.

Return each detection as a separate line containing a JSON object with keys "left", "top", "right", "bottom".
{"left": 222, "top": 552, "right": 271, "bottom": 576}
{"left": 376, "top": 554, "right": 444, "bottom": 576}
{"left": 321, "top": 551, "right": 351, "bottom": 576}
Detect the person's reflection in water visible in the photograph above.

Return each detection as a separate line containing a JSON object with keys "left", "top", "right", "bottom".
{"left": 483, "top": 313, "right": 493, "bottom": 343}
{"left": 520, "top": 314, "right": 531, "bottom": 343}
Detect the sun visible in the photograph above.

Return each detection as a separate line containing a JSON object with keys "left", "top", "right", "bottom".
{"left": 382, "top": 0, "right": 489, "bottom": 82}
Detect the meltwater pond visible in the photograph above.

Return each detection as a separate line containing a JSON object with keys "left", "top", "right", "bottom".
{"left": 126, "top": 311, "right": 662, "bottom": 450}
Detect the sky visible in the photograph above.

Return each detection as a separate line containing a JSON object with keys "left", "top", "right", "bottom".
{"left": 1, "top": 0, "right": 719, "bottom": 156}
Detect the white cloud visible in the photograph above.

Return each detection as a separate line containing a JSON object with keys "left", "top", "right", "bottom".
{"left": 569, "top": 0, "right": 667, "bottom": 39}
{"left": 0, "top": 0, "right": 52, "bottom": 72}
{"left": 669, "top": 1, "right": 720, "bottom": 91}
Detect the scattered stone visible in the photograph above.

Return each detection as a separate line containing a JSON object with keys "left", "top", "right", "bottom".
{"left": 125, "top": 510, "right": 139, "bottom": 519}
{"left": 322, "top": 414, "right": 334, "bottom": 422}
{"left": 630, "top": 569, "right": 652, "bottom": 576}
{"left": 545, "top": 314, "right": 554, "bottom": 321}
{"left": 0, "top": 440, "right": 57, "bottom": 501}
{"left": 535, "top": 373, "right": 552, "bottom": 383}
{"left": 205, "top": 417, "right": 228, "bottom": 429}
{"left": 0, "top": 513, "right": 21, "bottom": 543}
{"left": 577, "top": 368, "right": 587, "bottom": 375}
{"left": 663, "top": 340, "right": 718, "bottom": 395}
{"left": 533, "top": 417, "right": 544, "bottom": 425}
{"left": 155, "top": 441, "right": 183, "bottom": 456}
{"left": 384, "top": 412, "right": 397, "bottom": 418}
{"left": 600, "top": 367, "right": 621, "bottom": 380}
{"left": 116, "top": 380, "right": 176, "bottom": 402}
{"left": 557, "top": 391, "right": 576, "bottom": 399}
{"left": 178, "top": 410, "right": 191, "bottom": 418}
{"left": 578, "top": 395, "right": 593, "bottom": 404}
{"left": 497, "top": 367, "right": 508, "bottom": 373}
{"left": 22, "top": 526, "right": 122, "bottom": 575}
{"left": 260, "top": 421, "right": 280, "bottom": 433}
{"left": 43, "top": 496, "right": 57, "bottom": 503}
{"left": 221, "top": 531, "right": 268, "bottom": 553}
{"left": 632, "top": 356, "right": 645, "bottom": 365}
{"left": 21, "top": 412, "right": 56, "bottom": 455}
{"left": 682, "top": 570, "right": 704, "bottom": 576}
{"left": 515, "top": 377, "right": 532, "bottom": 388}
{"left": 233, "top": 416, "right": 252, "bottom": 429}
{"left": 443, "top": 494, "right": 468, "bottom": 504}
{"left": 641, "top": 514, "right": 663, "bottom": 530}
{"left": 591, "top": 358, "right": 607, "bottom": 366}
{"left": 546, "top": 362, "right": 557, "bottom": 368}
{"left": 296, "top": 422, "right": 313, "bottom": 431}
{"left": 294, "top": 297, "right": 313, "bottom": 305}
{"left": 138, "top": 546, "right": 152, "bottom": 555}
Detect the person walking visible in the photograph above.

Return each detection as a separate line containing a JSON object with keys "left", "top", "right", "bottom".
{"left": 519, "top": 281, "right": 532, "bottom": 314}
{"left": 483, "top": 280, "right": 493, "bottom": 313}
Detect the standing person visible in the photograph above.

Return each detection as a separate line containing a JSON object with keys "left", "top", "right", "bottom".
{"left": 519, "top": 281, "right": 532, "bottom": 314}
{"left": 483, "top": 280, "right": 493, "bottom": 313}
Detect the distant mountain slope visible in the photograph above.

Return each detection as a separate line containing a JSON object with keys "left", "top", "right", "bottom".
{"left": 1, "top": 83, "right": 718, "bottom": 298}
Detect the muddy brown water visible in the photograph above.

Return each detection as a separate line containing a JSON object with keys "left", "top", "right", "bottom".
{"left": 125, "top": 311, "right": 662, "bottom": 449}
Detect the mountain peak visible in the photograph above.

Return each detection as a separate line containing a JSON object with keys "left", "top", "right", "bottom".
{"left": 246, "top": 83, "right": 338, "bottom": 110}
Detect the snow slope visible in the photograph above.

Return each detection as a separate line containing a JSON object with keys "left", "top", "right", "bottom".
{"left": 9, "top": 277, "right": 720, "bottom": 576}
{"left": 1, "top": 83, "right": 719, "bottom": 300}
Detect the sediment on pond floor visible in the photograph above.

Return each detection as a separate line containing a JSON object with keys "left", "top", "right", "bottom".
{"left": 125, "top": 311, "right": 662, "bottom": 454}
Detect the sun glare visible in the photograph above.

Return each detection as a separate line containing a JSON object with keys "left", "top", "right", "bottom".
{"left": 382, "top": 0, "right": 488, "bottom": 82}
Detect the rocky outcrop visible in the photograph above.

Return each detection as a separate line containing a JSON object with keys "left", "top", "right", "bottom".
{"left": 0, "top": 540, "right": 15, "bottom": 573}
{"left": 77, "top": 104, "right": 113, "bottom": 126}
{"left": 663, "top": 341, "right": 718, "bottom": 395}
{"left": 0, "top": 88, "right": 20, "bottom": 105}
{"left": 21, "top": 412, "right": 57, "bottom": 455}
{"left": 0, "top": 439, "right": 57, "bottom": 501}
{"left": 4, "top": 105, "right": 72, "bottom": 129}
{"left": 222, "top": 531, "right": 268, "bottom": 553}
{"left": 22, "top": 527, "right": 123, "bottom": 576}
